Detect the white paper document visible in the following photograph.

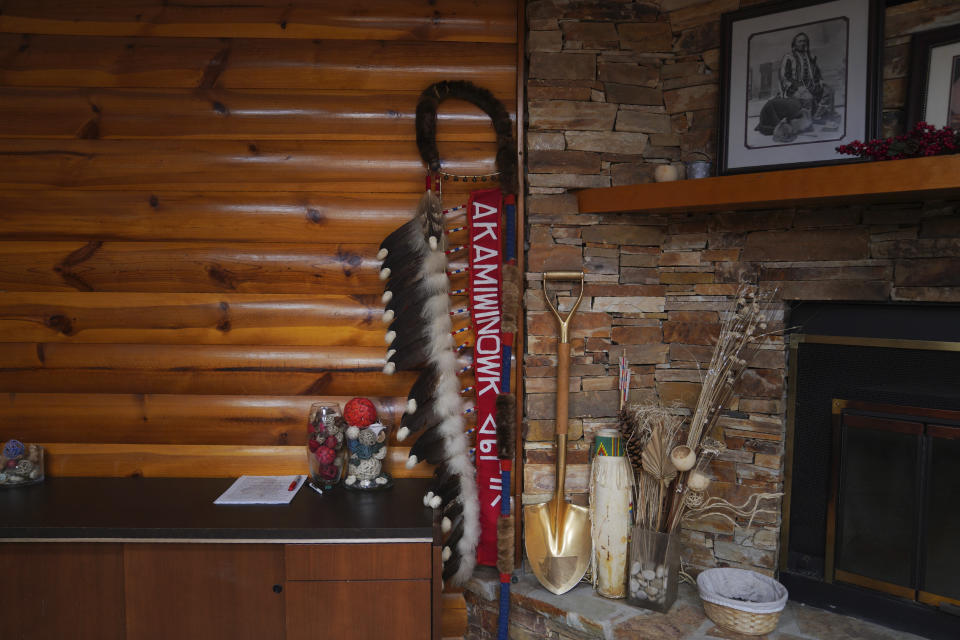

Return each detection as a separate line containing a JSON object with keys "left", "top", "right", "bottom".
{"left": 214, "top": 475, "right": 305, "bottom": 505}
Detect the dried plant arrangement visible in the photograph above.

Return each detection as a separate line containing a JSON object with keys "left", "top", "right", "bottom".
{"left": 617, "top": 284, "right": 781, "bottom": 535}
{"left": 620, "top": 405, "right": 685, "bottom": 532}
{"left": 664, "top": 285, "right": 779, "bottom": 533}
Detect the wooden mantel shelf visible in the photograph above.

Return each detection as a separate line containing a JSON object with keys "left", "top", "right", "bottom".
{"left": 576, "top": 155, "right": 960, "bottom": 215}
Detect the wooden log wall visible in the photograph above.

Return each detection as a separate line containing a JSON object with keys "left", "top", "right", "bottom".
{"left": 0, "top": 1, "right": 518, "bottom": 485}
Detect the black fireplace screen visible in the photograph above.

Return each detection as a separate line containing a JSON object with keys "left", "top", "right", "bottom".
{"left": 785, "top": 302, "right": 960, "bottom": 584}
{"left": 788, "top": 340, "right": 960, "bottom": 580}
{"left": 831, "top": 406, "right": 960, "bottom": 605}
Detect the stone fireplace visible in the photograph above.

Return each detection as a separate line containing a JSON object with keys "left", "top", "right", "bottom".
{"left": 522, "top": 196, "right": 960, "bottom": 634}
{"left": 517, "top": 0, "right": 960, "bottom": 636}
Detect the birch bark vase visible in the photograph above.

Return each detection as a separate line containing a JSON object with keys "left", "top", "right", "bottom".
{"left": 589, "top": 429, "right": 633, "bottom": 598}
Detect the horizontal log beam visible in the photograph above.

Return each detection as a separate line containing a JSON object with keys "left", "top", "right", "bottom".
{"left": 0, "top": 36, "right": 515, "bottom": 94}
{"left": 0, "top": 191, "right": 466, "bottom": 243}
{"left": 41, "top": 442, "right": 433, "bottom": 479}
{"left": 0, "top": 241, "right": 469, "bottom": 294}
{"left": 0, "top": 241, "right": 387, "bottom": 293}
{"left": 0, "top": 393, "right": 407, "bottom": 445}
{"left": 0, "top": 0, "right": 517, "bottom": 43}
{"left": 0, "top": 343, "right": 437, "bottom": 396}
{"left": 0, "top": 292, "right": 387, "bottom": 345}
{"left": 0, "top": 139, "right": 497, "bottom": 192}
{"left": 0, "top": 88, "right": 514, "bottom": 141}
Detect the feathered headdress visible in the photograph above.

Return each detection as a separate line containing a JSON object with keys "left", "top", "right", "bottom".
{"left": 377, "top": 80, "right": 516, "bottom": 586}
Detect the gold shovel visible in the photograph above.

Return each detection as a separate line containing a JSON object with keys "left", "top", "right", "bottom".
{"left": 524, "top": 271, "right": 591, "bottom": 594}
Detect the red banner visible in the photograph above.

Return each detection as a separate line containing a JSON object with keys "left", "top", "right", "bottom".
{"left": 468, "top": 188, "right": 503, "bottom": 567}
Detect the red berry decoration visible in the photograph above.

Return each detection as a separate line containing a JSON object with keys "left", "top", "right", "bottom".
{"left": 324, "top": 435, "right": 338, "bottom": 449}
{"left": 315, "top": 447, "right": 336, "bottom": 465}
{"left": 308, "top": 439, "right": 321, "bottom": 452}
{"left": 343, "top": 397, "right": 377, "bottom": 427}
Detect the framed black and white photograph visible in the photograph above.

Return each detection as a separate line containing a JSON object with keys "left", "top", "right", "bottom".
{"left": 718, "top": 0, "right": 883, "bottom": 175}
{"left": 906, "top": 24, "right": 960, "bottom": 129}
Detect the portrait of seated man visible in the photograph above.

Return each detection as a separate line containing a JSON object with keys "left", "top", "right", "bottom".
{"left": 778, "top": 31, "right": 839, "bottom": 125}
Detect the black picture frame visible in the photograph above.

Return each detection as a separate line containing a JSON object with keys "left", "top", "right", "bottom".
{"left": 718, "top": 0, "right": 883, "bottom": 175}
{"left": 905, "top": 24, "right": 960, "bottom": 130}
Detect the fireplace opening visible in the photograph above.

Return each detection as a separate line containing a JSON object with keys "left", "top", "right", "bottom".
{"left": 829, "top": 400, "right": 960, "bottom": 609}
{"left": 782, "top": 302, "right": 960, "bottom": 637}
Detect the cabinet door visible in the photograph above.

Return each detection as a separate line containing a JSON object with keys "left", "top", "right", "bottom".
{"left": 0, "top": 542, "right": 125, "bottom": 640}
{"left": 285, "top": 579, "right": 431, "bottom": 640}
{"left": 124, "top": 543, "right": 284, "bottom": 640}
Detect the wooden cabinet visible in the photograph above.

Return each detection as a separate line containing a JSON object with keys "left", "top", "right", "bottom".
{"left": 0, "top": 478, "right": 438, "bottom": 638}
{"left": 286, "top": 579, "right": 431, "bottom": 640}
{"left": 0, "top": 543, "right": 125, "bottom": 640}
{"left": 285, "top": 543, "right": 433, "bottom": 640}
{"left": 124, "top": 543, "right": 286, "bottom": 640}
{"left": 0, "top": 541, "right": 435, "bottom": 640}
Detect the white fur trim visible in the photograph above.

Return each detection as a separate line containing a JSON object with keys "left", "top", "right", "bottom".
{"left": 442, "top": 546, "right": 451, "bottom": 562}
{"left": 384, "top": 330, "right": 396, "bottom": 345}
{"left": 378, "top": 267, "right": 390, "bottom": 281}
{"left": 429, "top": 495, "right": 442, "bottom": 509}
{"left": 423, "top": 491, "right": 433, "bottom": 507}
{"left": 396, "top": 426, "right": 410, "bottom": 442}
{"left": 406, "top": 399, "right": 417, "bottom": 414}
{"left": 441, "top": 517, "right": 451, "bottom": 533}
{"left": 381, "top": 290, "right": 392, "bottom": 304}
{"left": 382, "top": 309, "right": 394, "bottom": 323}
{"left": 382, "top": 362, "right": 395, "bottom": 375}
{"left": 376, "top": 248, "right": 388, "bottom": 260}
{"left": 429, "top": 236, "right": 438, "bottom": 250}
{"left": 406, "top": 455, "right": 418, "bottom": 468}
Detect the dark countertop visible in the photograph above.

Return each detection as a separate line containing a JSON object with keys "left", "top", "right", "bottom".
{"left": 0, "top": 477, "right": 436, "bottom": 542}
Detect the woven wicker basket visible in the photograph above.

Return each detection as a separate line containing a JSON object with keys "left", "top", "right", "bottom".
{"left": 701, "top": 599, "right": 782, "bottom": 636}
{"left": 697, "top": 568, "right": 788, "bottom": 637}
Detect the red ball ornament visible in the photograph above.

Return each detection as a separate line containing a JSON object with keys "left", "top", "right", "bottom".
{"left": 317, "top": 464, "right": 339, "bottom": 480}
{"left": 343, "top": 397, "right": 377, "bottom": 427}
{"left": 324, "top": 435, "right": 338, "bottom": 449}
{"left": 315, "top": 447, "right": 336, "bottom": 465}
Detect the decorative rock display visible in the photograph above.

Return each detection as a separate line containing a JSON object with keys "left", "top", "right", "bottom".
{"left": 343, "top": 398, "right": 392, "bottom": 490}
{"left": 628, "top": 560, "right": 668, "bottom": 604}
{"left": 307, "top": 402, "right": 345, "bottom": 490}
{"left": 0, "top": 440, "right": 44, "bottom": 487}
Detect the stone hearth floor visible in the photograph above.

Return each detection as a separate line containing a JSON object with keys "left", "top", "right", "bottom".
{"left": 464, "top": 568, "right": 929, "bottom": 640}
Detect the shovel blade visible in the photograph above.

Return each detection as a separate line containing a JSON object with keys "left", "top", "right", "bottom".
{"left": 524, "top": 499, "right": 591, "bottom": 594}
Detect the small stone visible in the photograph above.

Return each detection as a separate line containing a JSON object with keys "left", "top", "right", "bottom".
{"left": 642, "top": 569, "right": 656, "bottom": 581}
{"left": 630, "top": 578, "right": 640, "bottom": 593}
{"left": 633, "top": 589, "right": 648, "bottom": 600}
{"left": 656, "top": 565, "right": 665, "bottom": 578}
{"left": 645, "top": 585, "right": 659, "bottom": 597}
{"left": 631, "top": 562, "right": 642, "bottom": 575}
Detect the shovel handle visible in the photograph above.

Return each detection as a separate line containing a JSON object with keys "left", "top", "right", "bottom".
{"left": 556, "top": 342, "right": 570, "bottom": 438}
{"left": 542, "top": 272, "right": 584, "bottom": 344}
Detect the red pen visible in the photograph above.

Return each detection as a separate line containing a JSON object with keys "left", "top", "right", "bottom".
{"left": 288, "top": 476, "right": 301, "bottom": 491}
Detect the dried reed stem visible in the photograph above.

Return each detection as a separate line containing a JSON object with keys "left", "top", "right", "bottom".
{"left": 686, "top": 285, "right": 776, "bottom": 451}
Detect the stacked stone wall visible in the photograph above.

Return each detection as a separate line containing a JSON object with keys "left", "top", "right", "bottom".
{"left": 522, "top": 0, "right": 960, "bottom": 576}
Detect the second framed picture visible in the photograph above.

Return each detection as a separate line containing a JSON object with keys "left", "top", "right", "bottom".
{"left": 905, "top": 24, "right": 960, "bottom": 130}
{"left": 718, "top": 0, "right": 883, "bottom": 175}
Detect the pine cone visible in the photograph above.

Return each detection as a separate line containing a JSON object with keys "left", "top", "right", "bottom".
{"left": 618, "top": 409, "right": 644, "bottom": 477}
